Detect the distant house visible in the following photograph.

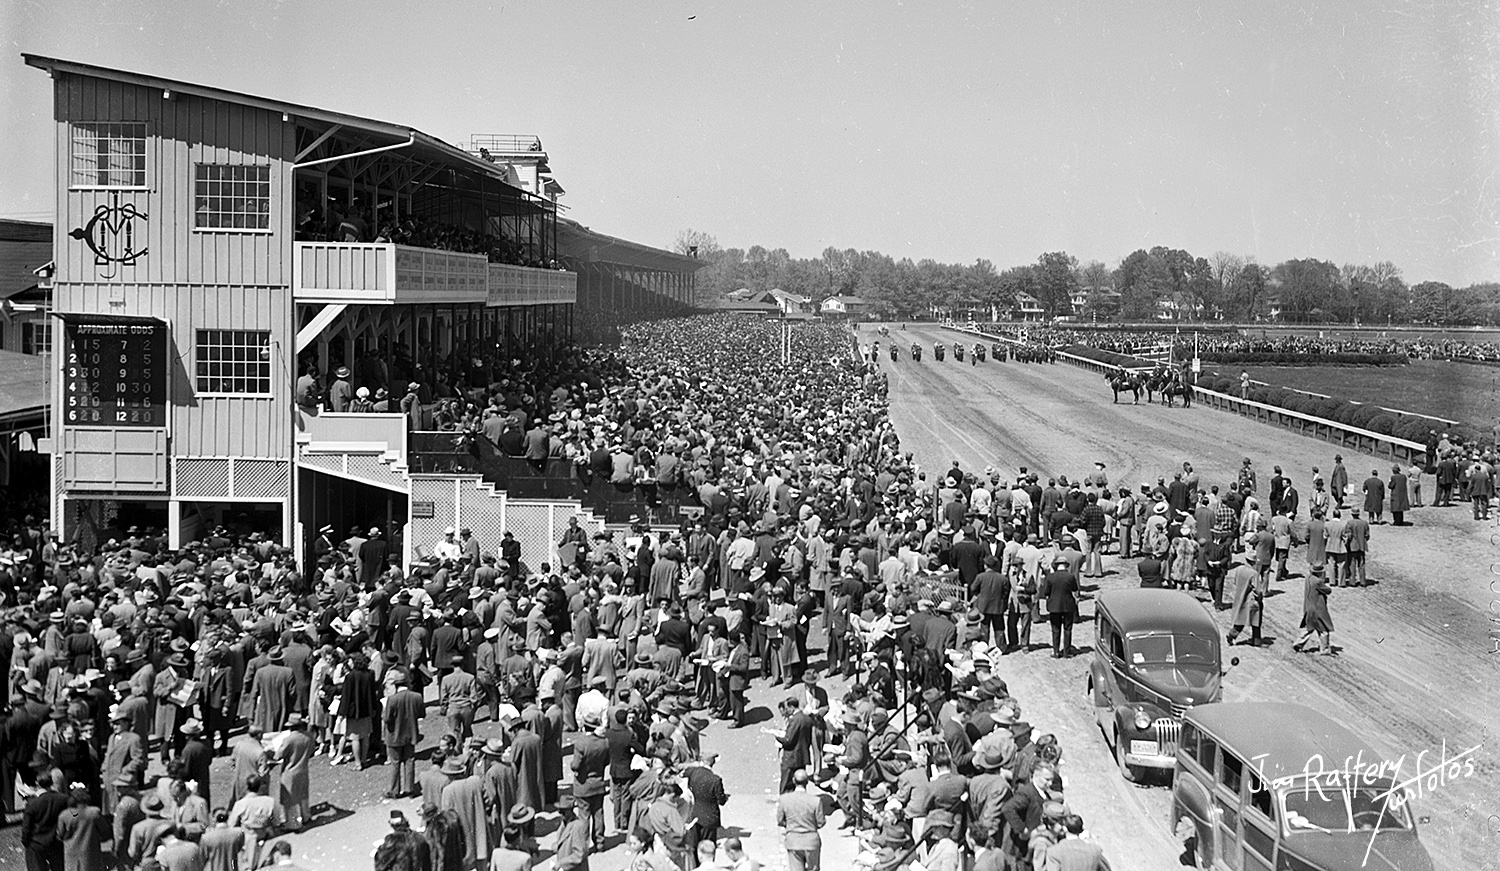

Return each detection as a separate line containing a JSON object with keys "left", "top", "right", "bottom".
{"left": 709, "top": 288, "right": 782, "bottom": 315}
{"left": 1012, "top": 292, "right": 1045, "bottom": 322}
{"left": 820, "top": 295, "right": 868, "bottom": 318}
{"left": 1071, "top": 286, "right": 1120, "bottom": 318}
{"left": 0, "top": 219, "right": 54, "bottom": 355}
{"left": 766, "top": 288, "right": 814, "bottom": 317}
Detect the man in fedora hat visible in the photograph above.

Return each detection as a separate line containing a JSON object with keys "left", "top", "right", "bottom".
{"left": 383, "top": 670, "right": 426, "bottom": 799}
{"left": 571, "top": 708, "right": 610, "bottom": 852}
{"left": 178, "top": 717, "right": 214, "bottom": 803}
{"left": 248, "top": 647, "right": 294, "bottom": 733}
{"left": 439, "top": 655, "right": 479, "bottom": 742}
{"left": 129, "top": 788, "right": 174, "bottom": 867}
{"left": 440, "top": 749, "right": 490, "bottom": 869}
{"left": 102, "top": 705, "right": 145, "bottom": 813}
{"left": 273, "top": 713, "right": 316, "bottom": 831}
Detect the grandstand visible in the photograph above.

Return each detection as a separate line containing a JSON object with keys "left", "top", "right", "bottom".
{"left": 24, "top": 54, "right": 702, "bottom": 564}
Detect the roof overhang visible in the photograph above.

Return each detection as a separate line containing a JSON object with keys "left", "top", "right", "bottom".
{"left": 23, "top": 53, "right": 535, "bottom": 200}
{"left": 557, "top": 219, "right": 705, "bottom": 273}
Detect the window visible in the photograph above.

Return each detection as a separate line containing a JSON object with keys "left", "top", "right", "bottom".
{"left": 1220, "top": 751, "right": 1244, "bottom": 795}
{"left": 71, "top": 122, "right": 148, "bottom": 187}
{"left": 1196, "top": 734, "right": 1217, "bottom": 773}
{"left": 194, "top": 164, "right": 271, "bottom": 230}
{"left": 196, "top": 330, "right": 272, "bottom": 395}
{"left": 22, "top": 322, "right": 52, "bottom": 356}
{"left": 1180, "top": 722, "right": 1200, "bottom": 763}
{"left": 1248, "top": 772, "right": 1275, "bottom": 819}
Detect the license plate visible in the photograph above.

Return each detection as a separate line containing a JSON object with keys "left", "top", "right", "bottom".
{"left": 1130, "top": 740, "right": 1158, "bottom": 757}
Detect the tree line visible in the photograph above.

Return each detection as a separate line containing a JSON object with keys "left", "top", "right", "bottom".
{"left": 672, "top": 230, "right": 1500, "bottom": 325}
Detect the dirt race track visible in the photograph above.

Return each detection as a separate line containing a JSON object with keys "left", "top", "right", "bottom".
{"left": 877, "top": 324, "right": 1499, "bottom": 871}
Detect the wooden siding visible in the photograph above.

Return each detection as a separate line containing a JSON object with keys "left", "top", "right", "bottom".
{"left": 53, "top": 74, "right": 294, "bottom": 288}
{"left": 56, "top": 282, "right": 292, "bottom": 460}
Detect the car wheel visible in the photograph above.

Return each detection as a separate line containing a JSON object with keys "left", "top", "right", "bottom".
{"left": 1114, "top": 728, "right": 1139, "bottom": 783}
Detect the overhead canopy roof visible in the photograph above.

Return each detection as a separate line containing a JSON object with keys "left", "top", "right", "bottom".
{"left": 23, "top": 53, "right": 546, "bottom": 209}
{"left": 0, "top": 349, "right": 48, "bottom": 427}
{"left": 557, "top": 219, "right": 705, "bottom": 274}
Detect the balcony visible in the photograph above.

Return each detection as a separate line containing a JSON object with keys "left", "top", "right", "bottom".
{"left": 294, "top": 242, "right": 488, "bottom": 305}
{"left": 294, "top": 242, "right": 574, "bottom": 306}
{"left": 488, "top": 262, "right": 576, "bottom": 306}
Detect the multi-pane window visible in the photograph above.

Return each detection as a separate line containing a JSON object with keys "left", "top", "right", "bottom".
{"left": 196, "top": 329, "right": 272, "bottom": 395}
{"left": 22, "top": 322, "right": 52, "bottom": 356}
{"left": 71, "top": 122, "right": 148, "bottom": 188}
{"left": 194, "top": 164, "right": 271, "bottom": 230}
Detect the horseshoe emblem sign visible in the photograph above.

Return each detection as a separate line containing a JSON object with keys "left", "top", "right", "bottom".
{"left": 69, "top": 191, "right": 148, "bottom": 280}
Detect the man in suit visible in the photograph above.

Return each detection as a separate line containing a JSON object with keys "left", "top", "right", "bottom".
{"left": 571, "top": 716, "right": 610, "bottom": 852}
{"left": 1037, "top": 556, "right": 1080, "bottom": 659}
{"left": 1362, "top": 470, "right": 1387, "bottom": 524}
{"left": 1344, "top": 508, "right": 1372, "bottom": 587}
{"left": 775, "top": 697, "right": 814, "bottom": 793}
{"left": 776, "top": 768, "right": 825, "bottom": 871}
{"left": 438, "top": 655, "right": 478, "bottom": 742}
{"left": 1046, "top": 813, "right": 1114, "bottom": 870}
{"left": 102, "top": 708, "right": 145, "bottom": 813}
{"left": 684, "top": 752, "right": 728, "bottom": 860}
{"left": 383, "top": 672, "right": 425, "bottom": 799}
{"left": 1000, "top": 765, "right": 1052, "bottom": 871}
{"left": 606, "top": 707, "right": 645, "bottom": 836}
{"left": 21, "top": 771, "right": 69, "bottom": 871}
{"left": 970, "top": 555, "right": 1010, "bottom": 647}
{"left": 524, "top": 422, "right": 551, "bottom": 473}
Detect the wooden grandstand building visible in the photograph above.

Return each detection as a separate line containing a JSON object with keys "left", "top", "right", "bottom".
{"left": 25, "top": 54, "right": 702, "bottom": 565}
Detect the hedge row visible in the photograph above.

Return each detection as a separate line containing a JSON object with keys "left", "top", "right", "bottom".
{"left": 1065, "top": 345, "right": 1150, "bottom": 369}
{"left": 1197, "top": 351, "right": 1408, "bottom": 366}
{"left": 1196, "top": 374, "right": 1481, "bottom": 443}
{"left": 1064, "top": 344, "right": 1480, "bottom": 445}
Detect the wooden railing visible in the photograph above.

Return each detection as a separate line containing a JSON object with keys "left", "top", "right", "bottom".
{"left": 294, "top": 243, "right": 573, "bottom": 306}
{"left": 1190, "top": 387, "right": 1425, "bottom": 462}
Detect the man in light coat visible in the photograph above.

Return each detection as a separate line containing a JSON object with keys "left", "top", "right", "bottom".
{"left": 776, "top": 769, "right": 825, "bottom": 871}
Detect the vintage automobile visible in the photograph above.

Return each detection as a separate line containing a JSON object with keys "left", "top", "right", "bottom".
{"left": 1087, "top": 588, "right": 1223, "bottom": 782}
{"left": 1173, "top": 702, "right": 1433, "bottom": 871}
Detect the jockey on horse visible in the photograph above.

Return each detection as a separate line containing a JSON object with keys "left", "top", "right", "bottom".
{"left": 1106, "top": 367, "right": 1140, "bottom": 404}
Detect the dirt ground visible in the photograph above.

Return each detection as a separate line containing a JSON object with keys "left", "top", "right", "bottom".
{"left": 879, "top": 323, "right": 1499, "bottom": 871}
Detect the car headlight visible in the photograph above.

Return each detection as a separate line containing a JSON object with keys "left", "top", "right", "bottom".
{"left": 1134, "top": 710, "right": 1153, "bottom": 730}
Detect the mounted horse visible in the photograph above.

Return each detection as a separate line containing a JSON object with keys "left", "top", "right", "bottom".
{"left": 1105, "top": 369, "right": 1141, "bottom": 404}
{"left": 1147, "top": 370, "right": 1185, "bottom": 407}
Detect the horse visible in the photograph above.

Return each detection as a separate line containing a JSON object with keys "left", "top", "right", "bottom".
{"left": 1148, "top": 371, "right": 1184, "bottom": 407}
{"left": 1106, "top": 369, "right": 1140, "bottom": 404}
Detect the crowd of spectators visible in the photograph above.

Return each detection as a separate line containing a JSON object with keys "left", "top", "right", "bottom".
{"left": 27, "top": 313, "right": 1497, "bottom": 869}
{"left": 295, "top": 202, "right": 561, "bottom": 270}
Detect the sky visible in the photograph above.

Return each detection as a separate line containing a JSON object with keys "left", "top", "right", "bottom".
{"left": 3, "top": 0, "right": 1499, "bottom": 285}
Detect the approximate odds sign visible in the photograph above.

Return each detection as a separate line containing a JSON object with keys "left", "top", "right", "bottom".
{"left": 63, "top": 316, "right": 169, "bottom": 427}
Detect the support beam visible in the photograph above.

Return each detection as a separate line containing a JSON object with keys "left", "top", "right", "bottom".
{"left": 296, "top": 303, "right": 349, "bottom": 353}
{"left": 293, "top": 124, "right": 345, "bottom": 162}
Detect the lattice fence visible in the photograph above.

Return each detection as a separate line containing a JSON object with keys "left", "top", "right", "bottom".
{"left": 174, "top": 458, "right": 232, "bottom": 499}
{"left": 233, "top": 459, "right": 289, "bottom": 498}
{"left": 405, "top": 476, "right": 606, "bottom": 574}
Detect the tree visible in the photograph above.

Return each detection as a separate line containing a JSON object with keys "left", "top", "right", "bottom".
{"left": 1209, "top": 251, "right": 1244, "bottom": 313}
{"left": 1227, "top": 262, "right": 1269, "bottom": 321}
{"left": 1271, "top": 259, "right": 1342, "bottom": 322}
{"left": 672, "top": 229, "right": 720, "bottom": 260}
{"left": 1034, "top": 251, "right": 1079, "bottom": 318}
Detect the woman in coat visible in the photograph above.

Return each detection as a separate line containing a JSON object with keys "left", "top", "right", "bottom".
{"left": 56, "top": 786, "right": 106, "bottom": 871}
{"left": 339, "top": 654, "right": 381, "bottom": 770}
{"left": 1167, "top": 520, "right": 1200, "bottom": 590}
